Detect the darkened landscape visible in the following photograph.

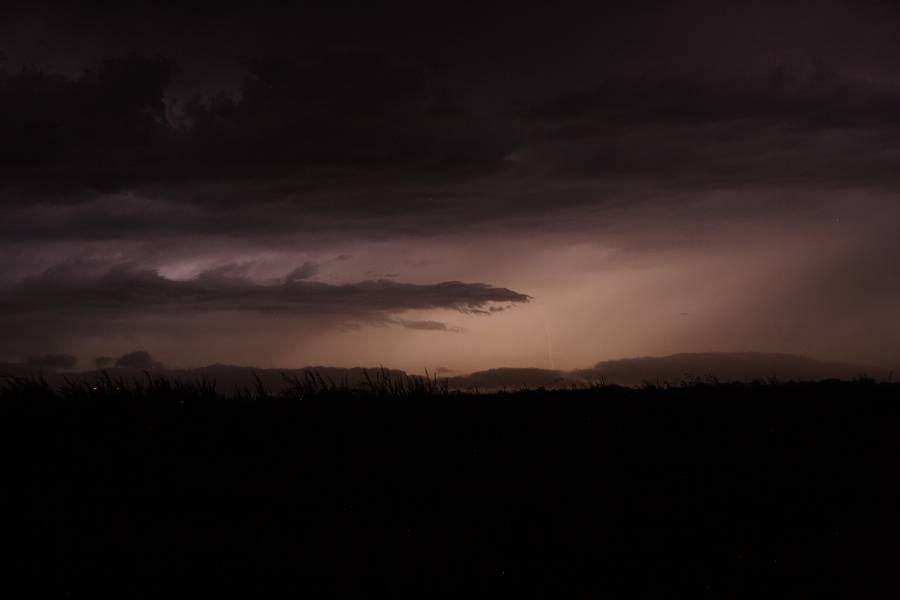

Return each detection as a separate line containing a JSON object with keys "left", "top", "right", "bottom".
{"left": 4, "top": 1, "right": 900, "bottom": 594}
{"left": 6, "top": 371, "right": 899, "bottom": 595}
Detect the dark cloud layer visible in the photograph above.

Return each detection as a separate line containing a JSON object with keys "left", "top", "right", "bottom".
{"left": 1, "top": 54, "right": 899, "bottom": 257}
{"left": 0, "top": 51, "right": 510, "bottom": 195}
{"left": 3, "top": 262, "right": 528, "bottom": 317}
{"left": 2, "top": 1, "right": 900, "bottom": 368}
{"left": 0, "top": 260, "right": 529, "bottom": 356}
{"left": 5, "top": 52, "right": 900, "bottom": 190}
{"left": 1, "top": 0, "right": 900, "bottom": 266}
{"left": 518, "top": 63, "right": 900, "bottom": 190}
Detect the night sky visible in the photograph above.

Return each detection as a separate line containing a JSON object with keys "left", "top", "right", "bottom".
{"left": 2, "top": 1, "right": 899, "bottom": 372}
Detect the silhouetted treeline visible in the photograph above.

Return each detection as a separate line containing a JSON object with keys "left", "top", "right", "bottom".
{"left": 5, "top": 373, "right": 899, "bottom": 596}
{"left": 3, "top": 351, "right": 881, "bottom": 392}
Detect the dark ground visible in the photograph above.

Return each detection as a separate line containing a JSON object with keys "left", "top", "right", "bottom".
{"left": 4, "top": 375, "right": 899, "bottom": 596}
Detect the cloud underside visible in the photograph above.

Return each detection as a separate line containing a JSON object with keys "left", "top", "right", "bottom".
{"left": 395, "top": 319, "right": 463, "bottom": 332}
{"left": 0, "top": 264, "right": 530, "bottom": 325}
{"left": 2, "top": 3, "right": 900, "bottom": 370}
{"left": 0, "top": 53, "right": 511, "bottom": 193}
{"left": 4, "top": 54, "right": 900, "bottom": 246}
{"left": 6, "top": 55, "right": 900, "bottom": 188}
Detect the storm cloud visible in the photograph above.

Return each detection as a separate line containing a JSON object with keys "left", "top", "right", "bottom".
{"left": 0, "top": 260, "right": 529, "bottom": 358}
{"left": 0, "top": 50, "right": 511, "bottom": 194}
{"left": 1, "top": 1, "right": 899, "bottom": 371}
{"left": 4, "top": 262, "right": 529, "bottom": 317}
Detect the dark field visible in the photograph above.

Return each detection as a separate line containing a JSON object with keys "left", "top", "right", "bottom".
{"left": 5, "top": 373, "right": 899, "bottom": 596}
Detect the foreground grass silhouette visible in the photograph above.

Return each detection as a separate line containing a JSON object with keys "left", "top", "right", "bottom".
{"left": 5, "top": 372, "right": 899, "bottom": 596}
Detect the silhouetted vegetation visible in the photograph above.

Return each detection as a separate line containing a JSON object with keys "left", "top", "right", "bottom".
{"left": 5, "top": 371, "right": 898, "bottom": 595}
